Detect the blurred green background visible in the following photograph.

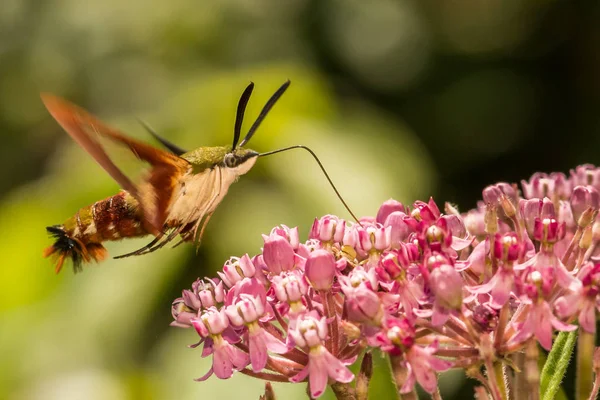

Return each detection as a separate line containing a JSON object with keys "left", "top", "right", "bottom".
{"left": 1, "top": 0, "right": 599, "bottom": 399}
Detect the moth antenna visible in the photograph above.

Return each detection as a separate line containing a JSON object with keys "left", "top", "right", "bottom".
{"left": 232, "top": 83, "right": 255, "bottom": 150}
{"left": 259, "top": 145, "right": 361, "bottom": 224}
{"left": 239, "top": 80, "right": 290, "bottom": 147}
{"left": 136, "top": 118, "right": 188, "bottom": 156}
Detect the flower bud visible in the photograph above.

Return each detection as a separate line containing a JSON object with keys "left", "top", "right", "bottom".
{"left": 305, "top": 249, "right": 337, "bottom": 290}
{"left": 376, "top": 199, "right": 406, "bottom": 224}
{"left": 262, "top": 233, "right": 295, "bottom": 273}
{"left": 344, "top": 286, "right": 383, "bottom": 324}
{"left": 429, "top": 264, "right": 463, "bottom": 310}
{"left": 384, "top": 211, "right": 410, "bottom": 248}
{"left": 571, "top": 186, "right": 600, "bottom": 227}
{"left": 464, "top": 209, "right": 486, "bottom": 236}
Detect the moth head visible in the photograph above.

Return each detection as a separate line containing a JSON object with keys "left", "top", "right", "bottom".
{"left": 223, "top": 148, "right": 259, "bottom": 175}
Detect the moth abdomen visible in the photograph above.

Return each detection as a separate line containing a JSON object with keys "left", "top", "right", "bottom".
{"left": 89, "top": 191, "right": 147, "bottom": 241}
{"left": 44, "top": 191, "right": 149, "bottom": 273}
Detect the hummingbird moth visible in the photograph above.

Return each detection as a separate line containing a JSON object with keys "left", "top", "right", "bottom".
{"left": 42, "top": 81, "right": 358, "bottom": 273}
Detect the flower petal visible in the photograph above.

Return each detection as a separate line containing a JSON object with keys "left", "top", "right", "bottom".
{"left": 579, "top": 301, "right": 597, "bottom": 333}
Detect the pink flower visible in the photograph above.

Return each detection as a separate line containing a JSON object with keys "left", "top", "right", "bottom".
{"left": 403, "top": 342, "right": 453, "bottom": 393}
{"left": 470, "top": 233, "right": 522, "bottom": 308}
{"left": 171, "top": 279, "right": 226, "bottom": 327}
{"left": 555, "top": 262, "right": 600, "bottom": 333}
{"left": 509, "top": 298, "right": 577, "bottom": 350}
{"left": 262, "top": 232, "right": 302, "bottom": 274}
{"left": 225, "top": 294, "right": 287, "bottom": 372}
{"left": 373, "top": 317, "right": 452, "bottom": 394}
{"left": 411, "top": 198, "right": 441, "bottom": 223}
{"left": 521, "top": 172, "right": 571, "bottom": 200}
{"left": 356, "top": 224, "right": 392, "bottom": 254}
{"left": 533, "top": 217, "right": 566, "bottom": 244}
{"left": 310, "top": 215, "right": 346, "bottom": 243}
{"left": 571, "top": 164, "right": 600, "bottom": 191}
{"left": 519, "top": 198, "right": 555, "bottom": 236}
{"left": 191, "top": 307, "right": 250, "bottom": 380}
{"left": 470, "top": 268, "right": 515, "bottom": 309}
{"left": 271, "top": 271, "right": 308, "bottom": 305}
{"left": 515, "top": 248, "right": 580, "bottom": 292}
{"left": 378, "top": 251, "right": 425, "bottom": 320}
{"left": 289, "top": 312, "right": 354, "bottom": 398}
{"left": 218, "top": 254, "right": 256, "bottom": 288}
{"left": 509, "top": 268, "right": 577, "bottom": 350}
{"left": 270, "top": 225, "right": 300, "bottom": 250}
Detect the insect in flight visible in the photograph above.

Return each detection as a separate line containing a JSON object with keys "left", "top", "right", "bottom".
{"left": 42, "top": 81, "right": 359, "bottom": 274}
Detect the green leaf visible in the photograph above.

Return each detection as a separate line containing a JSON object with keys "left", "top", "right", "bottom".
{"left": 540, "top": 330, "right": 578, "bottom": 400}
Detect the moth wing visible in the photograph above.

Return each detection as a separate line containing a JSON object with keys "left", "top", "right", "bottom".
{"left": 41, "top": 93, "right": 190, "bottom": 235}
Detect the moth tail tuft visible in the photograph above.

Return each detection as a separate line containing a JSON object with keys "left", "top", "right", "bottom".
{"left": 44, "top": 225, "right": 107, "bottom": 273}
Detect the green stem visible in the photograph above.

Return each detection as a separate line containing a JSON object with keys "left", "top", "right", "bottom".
{"left": 389, "top": 354, "right": 419, "bottom": 400}
{"left": 577, "top": 330, "right": 596, "bottom": 400}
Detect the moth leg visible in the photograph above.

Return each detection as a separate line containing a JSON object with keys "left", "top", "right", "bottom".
{"left": 113, "top": 232, "right": 166, "bottom": 259}
{"left": 141, "top": 222, "right": 191, "bottom": 254}
{"left": 135, "top": 199, "right": 204, "bottom": 255}
{"left": 193, "top": 211, "right": 215, "bottom": 249}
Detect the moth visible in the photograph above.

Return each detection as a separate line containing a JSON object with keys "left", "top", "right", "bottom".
{"left": 42, "top": 81, "right": 358, "bottom": 273}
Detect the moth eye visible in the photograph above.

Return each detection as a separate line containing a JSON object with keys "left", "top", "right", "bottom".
{"left": 224, "top": 153, "right": 237, "bottom": 168}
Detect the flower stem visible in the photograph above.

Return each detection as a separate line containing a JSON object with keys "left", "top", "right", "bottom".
{"left": 494, "top": 362, "right": 508, "bottom": 400}
{"left": 484, "top": 359, "right": 503, "bottom": 400}
{"left": 494, "top": 303, "right": 510, "bottom": 352}
{"left": 577, "top": 330, "right": 596, "bottom": 400}
{"left": 525, "top": 340, "right": 540, "bottom": 400}
{"left": 435, "top": 347, "right": 479, "bottom": 358}
{"left": 239, "top": 368, "right": 290, "bottom": 382}
{"left": 511, "top": 352, "right": 526, "bottom": 400}
{"left": 331, "top": 382, "right": 357, "bottom": 400}
{"left": 389, "top": 354, "right": 419, "bottom": 400}
{"left": 589, "top": 365, "right": 600, "bottom": 400}
{"left": 322, "top": 290, "right": 340, "bottom": 355}
{"left": 356, "top": 352, "right": 373, "bottom": 400}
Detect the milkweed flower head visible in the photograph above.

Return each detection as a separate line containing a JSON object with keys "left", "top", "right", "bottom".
{"left": 171, "top": 165, "right": 600, "bottom": 398}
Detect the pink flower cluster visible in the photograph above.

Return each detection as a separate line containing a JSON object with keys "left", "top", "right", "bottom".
{"left": 171, "top": 164, "right": 600, "bottom": 398}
